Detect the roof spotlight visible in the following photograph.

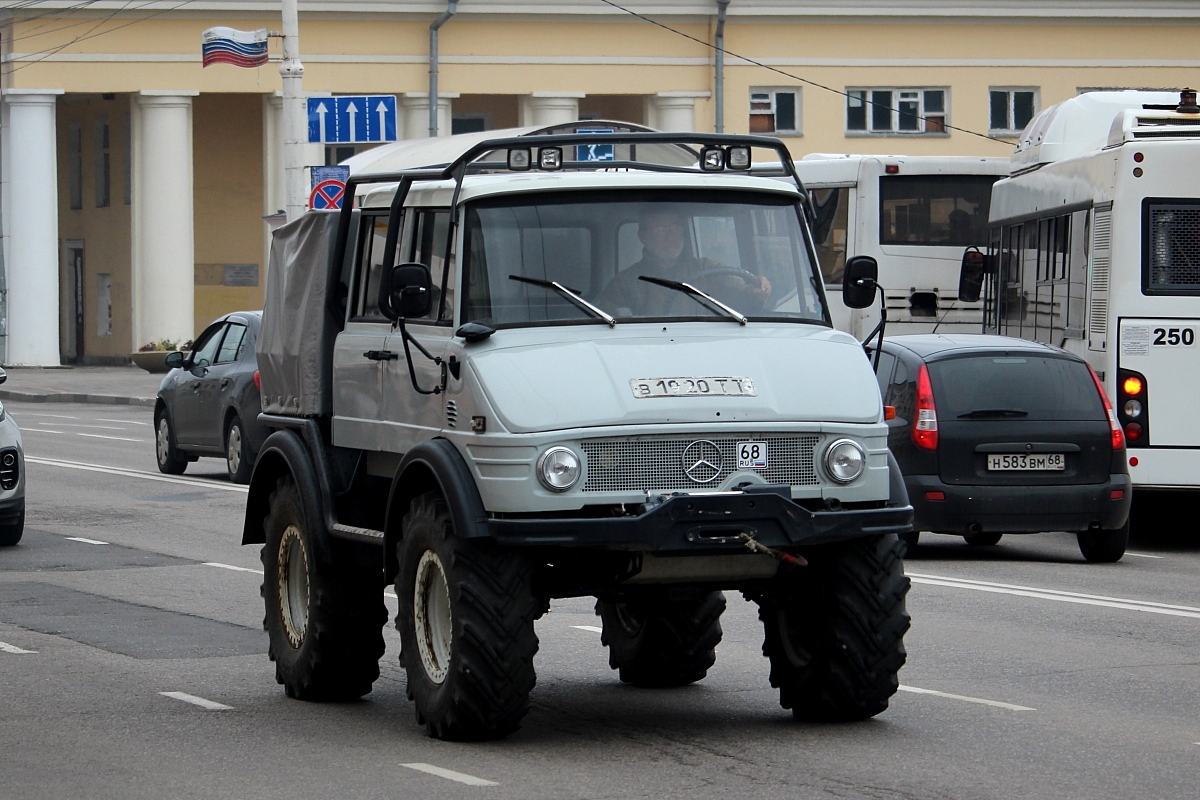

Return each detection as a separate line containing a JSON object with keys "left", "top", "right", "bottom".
{"left": 508, "top": 148, "right": 532, "bottom": 171}
{"left": 700, "top": 146, "right": 725, "bottom": 171}
{"left": 539, "top": 147, "right": 563, "bottom": 170}
{"left": 726, "top": 146, "right": 751, "bottom": 170}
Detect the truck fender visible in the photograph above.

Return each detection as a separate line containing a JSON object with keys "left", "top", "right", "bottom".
{"left": 241, "top": 428, "right": 327, "bottom": 547}
{"left": 384, "top": 438, "right": 489, "bottom": 582}
{"left": 887, "top": 450, "right": 910, "bottom": 509}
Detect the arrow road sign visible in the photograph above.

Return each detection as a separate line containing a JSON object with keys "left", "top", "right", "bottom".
{"left": 308, "top": 95, "right": 397, "bottom": 144}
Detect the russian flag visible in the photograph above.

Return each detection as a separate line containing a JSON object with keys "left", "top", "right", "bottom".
{"left": 202, "top": 27, "right": 269, "bottom": 68}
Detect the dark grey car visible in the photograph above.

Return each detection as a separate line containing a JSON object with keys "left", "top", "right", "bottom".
{"left": 155, "top": 311, "right": 269, "bottom": 483}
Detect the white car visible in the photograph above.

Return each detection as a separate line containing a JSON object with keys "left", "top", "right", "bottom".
{"left": 0, "top": 368, "right": 25, "bottom": 546}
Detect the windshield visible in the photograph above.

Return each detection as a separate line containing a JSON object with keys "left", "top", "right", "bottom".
{"left": 461, "top": 190, "right": 827, "bottom": 327}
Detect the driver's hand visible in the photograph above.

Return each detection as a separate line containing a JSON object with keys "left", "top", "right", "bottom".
{"left": 749, "top": 274, "right": 772, "bottom": 298}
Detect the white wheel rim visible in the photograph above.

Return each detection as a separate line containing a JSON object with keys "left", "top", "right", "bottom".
{"left": 413, "top": 550, "right": 453, "bottom": 684}
{"left": 156, "top": 418, "right": 171, "bottom": 464}
{"left": 227, "top": 424, "right": 242, "bottom": 474}
{"left": 277, "top": 525, "right": 309, "bottom": 648}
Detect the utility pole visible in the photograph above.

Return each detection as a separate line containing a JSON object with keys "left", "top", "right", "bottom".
{"left": 280, "top": 0, "right": 306, "bottom": 221}
{"left": 428, "top": 1, "right": 457, "bottom": 138}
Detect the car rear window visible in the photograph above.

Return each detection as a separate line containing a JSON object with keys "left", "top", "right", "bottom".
{"left": 928, "top": 355, "right": 1105, "bottom": 421}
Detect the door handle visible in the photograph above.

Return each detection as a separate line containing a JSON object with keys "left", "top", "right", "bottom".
{"left": 363, "top": 350, "right": 398, "bottom": 361}
{"left": 220, "top": 378, "right": 232, "bottom": 390}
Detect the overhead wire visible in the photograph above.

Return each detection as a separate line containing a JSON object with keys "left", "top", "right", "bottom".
{"left": 595, "top": 0, "right": 1010, "bottom": 147}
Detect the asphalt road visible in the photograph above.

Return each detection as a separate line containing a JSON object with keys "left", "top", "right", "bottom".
{"left": 2, "top": 400, "right": 1199, "bottom": 799}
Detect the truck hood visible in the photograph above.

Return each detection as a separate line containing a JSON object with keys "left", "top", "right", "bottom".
{"left": 467, "top": 325, "right": 881, "bottom": 433}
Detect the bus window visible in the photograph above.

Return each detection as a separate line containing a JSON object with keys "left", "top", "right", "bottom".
{"left": 879, "top": 175, "right": 998, "bottom": 247}
{"left": 811, "top": 187, "right": 849, "bottom": 285}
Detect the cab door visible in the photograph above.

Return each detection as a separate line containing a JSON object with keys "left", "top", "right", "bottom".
{"left": 174, "top": 322, "right": 227, "bottom": 446}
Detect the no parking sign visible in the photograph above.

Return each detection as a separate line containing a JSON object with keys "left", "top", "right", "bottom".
{"left": 309, "top": 165, "right": 350, "bottom": 210}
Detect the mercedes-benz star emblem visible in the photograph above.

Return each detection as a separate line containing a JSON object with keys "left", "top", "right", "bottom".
{"left": 682, "top": 440, "right": 722, "bottom": 483}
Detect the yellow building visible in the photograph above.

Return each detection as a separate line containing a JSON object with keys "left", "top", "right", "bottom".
{"left": 2, "top": 1, "right": 1198, "bottom": 364}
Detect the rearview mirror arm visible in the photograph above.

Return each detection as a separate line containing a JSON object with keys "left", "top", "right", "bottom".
{"left": 857, "top": 278, "right": 887, "bottom": 372}
{"left": 396, "top": 318, "right": 445, "bottom": 396}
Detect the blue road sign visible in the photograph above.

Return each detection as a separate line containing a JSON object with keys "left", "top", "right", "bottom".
{"left": 576, "top": 128, "right": 615, "bottom": 162}
{"left": 308, "top": 96, "right": 397, "bottom": 144}
{"left": 311, "top": 165, "right": 350, "bottom": 188}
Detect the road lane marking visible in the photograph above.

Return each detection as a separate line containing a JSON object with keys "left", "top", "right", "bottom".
{"left": 909, "top": 572, "right": 1200, "bottom": 619}
{"left": 65, "top": 536, "right": 109, "bottom": 545}
{"left": 76, "top": 433, "right": 147, "bottom": 442}
{"left": 899, "top": 685, "right": 1035, "bottom": 712}
{"left": 1124, "top": 552, "right": 1165, "bottom": 559}
{"left": 401, "top": 763, "right": 497, "bottom": 786}
{"left": 26, "top": 456, "right": 248, "bottom": 494}
{"left": 33, "top": 423, "right": 126, "bottom": 430}
{"left": 0, "top": 641, "right": 37, "bottom": 654}
{"left": 25, "top": 429, "right": 65, "bottom": 434}
{"left": 160, "top": 691, "right": 233, "bottom": 711}
{"left": 95, "top": 418, "right": 151, "bottom": 426}
{"left": 20, "top": 413, "right": 79, "bottom": 419}
{"left": 572, "top": 625, "right": 603, "bottom": 633}
{"left": 204, "top": 562, "right": 263, "bottom": 575}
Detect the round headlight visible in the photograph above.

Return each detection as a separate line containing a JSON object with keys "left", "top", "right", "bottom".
{"left": 824, "top": 439, "right": 866, "bottom": 484}
{"left": 537, "top": 446, "right": 580, "bottom": 492}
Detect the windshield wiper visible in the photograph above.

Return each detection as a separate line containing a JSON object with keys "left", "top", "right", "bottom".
{"left": 958, "top": 409, "right": 1029, "bottom": 418}
{"left": 508, "top": 275, "right": 616, "bottom": 327}
{"left": 637, "top": 276, "right": 747, "bottom": 325}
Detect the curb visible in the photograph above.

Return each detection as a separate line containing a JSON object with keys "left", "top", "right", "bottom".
{"left": 0, "top": 389, "right": 156, "bottom": 408}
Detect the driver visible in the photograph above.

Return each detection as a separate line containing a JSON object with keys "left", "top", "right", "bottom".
{"left": 596, "top": 206, "right": 771, "bottom": 316}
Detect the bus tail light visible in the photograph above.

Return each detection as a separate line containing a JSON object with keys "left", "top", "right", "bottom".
{"left": 1116, "top": 367, "right": 1148, "bottom": 448}
{"left": 912, "top": 363, "right": 938, "bottom": 451}
{"left": 1088, "top": 365, "right": 1124, "bottom": 452}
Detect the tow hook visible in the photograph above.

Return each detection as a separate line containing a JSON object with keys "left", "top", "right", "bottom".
{"left": 739, "top": 533, "right": 807, "bottom": 567}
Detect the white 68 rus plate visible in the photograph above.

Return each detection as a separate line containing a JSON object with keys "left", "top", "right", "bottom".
{"left": 630, "top": 377, "right": 756, "bottom": 398}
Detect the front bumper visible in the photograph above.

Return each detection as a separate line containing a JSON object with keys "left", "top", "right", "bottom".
{"left": 906, "top": 474, "right": 1132, "bottom": 534}
{"left": 0, "top": 495, "right": 25, "bottom": 527}
{"left": 487, "top": 487, "right": 913, "bottom": 552}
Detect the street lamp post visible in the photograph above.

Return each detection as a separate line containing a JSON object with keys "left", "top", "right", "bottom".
{"left": 280, "top": 0, "right": 307, "bottom": 221}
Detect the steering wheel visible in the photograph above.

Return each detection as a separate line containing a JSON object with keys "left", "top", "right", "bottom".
{"left": 688, "top": 267, "right": 771, "bottom": 311}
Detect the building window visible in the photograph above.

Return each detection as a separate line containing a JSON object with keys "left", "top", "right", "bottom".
{"left": 847, "top": 88, "right": 947, "bottom": 135}
{"left": 749, "top": 88, "right": 800, "bottom": 134}
{"left": 451, "top": 115, "right": 488, "bottom": 134}
{"left": 94, "top": 117, "right": 110, "bottom": 208}
{"left": 325, "top": 145, "right": 358, "bottom": 165}
{"left": 990, "top": 88, "right": 1038, "bottom": 135}
{"left": 68, "top": 123, "right": 83, "bottom": 210}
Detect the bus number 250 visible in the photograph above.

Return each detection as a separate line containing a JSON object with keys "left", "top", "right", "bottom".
{"left": 1152, "top": 327, "right": 1195, "bottom": 347}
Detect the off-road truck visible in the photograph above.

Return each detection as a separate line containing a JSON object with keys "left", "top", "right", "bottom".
{"left": 244, "top": 125, "right": 913, "bottom": 741}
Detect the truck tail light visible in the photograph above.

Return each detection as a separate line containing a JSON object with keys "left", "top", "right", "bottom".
{"left": 912, "top": 363, "right": 938, "bottom": 451}
{"left": 1116, "top": 367, "right": 1148, "bottom": 447}
{"left": 1088, "top": 365, "right": 1124, "bottom": 451}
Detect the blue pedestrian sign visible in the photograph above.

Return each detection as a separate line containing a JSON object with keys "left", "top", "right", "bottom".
{"left": 308, "top": 96, "right": 397, "bottom": 144}
{"left": 576, "top": 128, "right": 615, "bottom": 162}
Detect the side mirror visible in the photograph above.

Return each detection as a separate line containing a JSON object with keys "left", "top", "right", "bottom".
{"left": 842, "top": 255, "right": 879, "bottom": 309}
{"left": 958, "top": 247, "right": 988, "bottom": 302}
{"left": 164, "top": 351, "right": 185, "bottom": 369}
{"left": 381, "top": 263, "right": 433, "bottom": 320}
{"left": 0, "top": 367, "right": 6, "bottom": 385}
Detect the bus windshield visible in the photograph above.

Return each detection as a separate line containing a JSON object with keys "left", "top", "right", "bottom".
{"left": 879, "top": 175, "right": 998, "bottom": 247}
{"left": 461, "top": 190, "right": 827, "bottom": 327}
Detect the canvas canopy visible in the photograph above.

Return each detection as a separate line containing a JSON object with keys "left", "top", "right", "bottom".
{"left": 257, "top": 210, "right": 343, "bottom": 417}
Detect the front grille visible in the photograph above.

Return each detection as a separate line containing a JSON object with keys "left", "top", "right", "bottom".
{"left": 0, "top": 449, "right": 19, "bottom": 490}
{"left": 580, "top": 434, "right": 820, "bottom": 493}
{"left": 1148, "top": 203, "right": 1200, "bottom": 291}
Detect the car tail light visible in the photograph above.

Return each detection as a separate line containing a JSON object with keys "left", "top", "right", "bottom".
{"left": 912, "top": 363, "right": 938, "bottom": 451}
{"left": 1088, "top": 365, "right": 1124, "bottom": 451}
{"left": 1116, "top": 367, "right": 1148, "bottom": 448}
{"left": 253, "top": 370, "right": 261, "bottom": 392}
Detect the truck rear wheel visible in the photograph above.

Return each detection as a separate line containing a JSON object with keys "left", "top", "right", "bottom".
{"left": 260, "top": 476, "right": 386, "bottom": 700}
{"left": 396, "top": 492, "right": 539, "bottom": 740}
{"left": 757, "top": 534, "right": 909, "bottom": 722}
{"left": 595, "top": 591, "right": 725, "bottom": 687}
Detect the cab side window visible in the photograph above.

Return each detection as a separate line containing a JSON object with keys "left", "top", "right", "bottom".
{"left": 190, "top": 323, "right": 226, "bottom": 369}
{"left": 406, "top": 209, "right": 454, "bottom": 323}
{"left": 351, "top": 214, "right": 390, "bottom": 322}
{"left": 215, "top": 323, "right": 247, "bottom": 364}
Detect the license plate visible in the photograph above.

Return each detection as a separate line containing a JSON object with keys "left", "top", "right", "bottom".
{"left": 737, "top": 441, "right": 767, "bottom": 469}
{"left": 987, "top": 453, "right": 1065, "bottom": 471}
{"left": 630, "top": 377, "right": 756, "bottom": 398}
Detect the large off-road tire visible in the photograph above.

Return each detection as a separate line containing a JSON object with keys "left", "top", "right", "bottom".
{"left": 757, "top": 534, "right": 910, "bottom": 722}
{"left": 595, "top": 591, "right": 725, "bottom": 687}
{"left": 225, "top": 415, "right": 253, "bottom": 484}
{"left": 0, "top": 509, "right": 24, "bottom": 546}
{"left": 898, "top": 531, "right": 919, "bottom": 557}
{"left": 1078, "top": 519, "right": 1128, "bottom": 563}
{"left": 260, "top": 476, "right": 386, "bottom": 700}
{"left": 396, "top": 491, "right": 539, "bottom": 740}
{"left": 155, "top": 410, "right": 188, "bottom": 475}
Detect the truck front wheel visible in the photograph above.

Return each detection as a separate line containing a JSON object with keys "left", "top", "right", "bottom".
{"left": 260, "top": 476, "right": 386, "bottom": 700}
{"left": 756, "top": 534, "right": 909, "bottom": 722}
{"left": 396, "top": 492, "right": 540, "bottom": 740}
{"left": 595, "top": 591, "right": 725, "bottom": 687}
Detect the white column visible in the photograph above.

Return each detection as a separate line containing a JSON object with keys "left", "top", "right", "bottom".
{"left": 3, "top": 89, "right": 64, "bottom": 366}
{"left": 400, "top": 92, "right": 458, "bottom": 139}
{"left": 131, "top": 91, "right": 197, "bottom": 349}
{"left": 520, "top": 93, "right": 584, "bottom": 128}
{"left": 645, "top": 91, "right": 710, "bottom": 132}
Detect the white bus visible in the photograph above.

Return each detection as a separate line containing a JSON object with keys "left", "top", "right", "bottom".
{"left": 964, "top": 89, "right": 1200, "bottom": 507}
{"left": 794, "top": 154, "right": 1009, "bottom": 338}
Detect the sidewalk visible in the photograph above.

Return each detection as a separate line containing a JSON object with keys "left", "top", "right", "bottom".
{"left": 0, "top": 366, "right": 162, "bottom": 407}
